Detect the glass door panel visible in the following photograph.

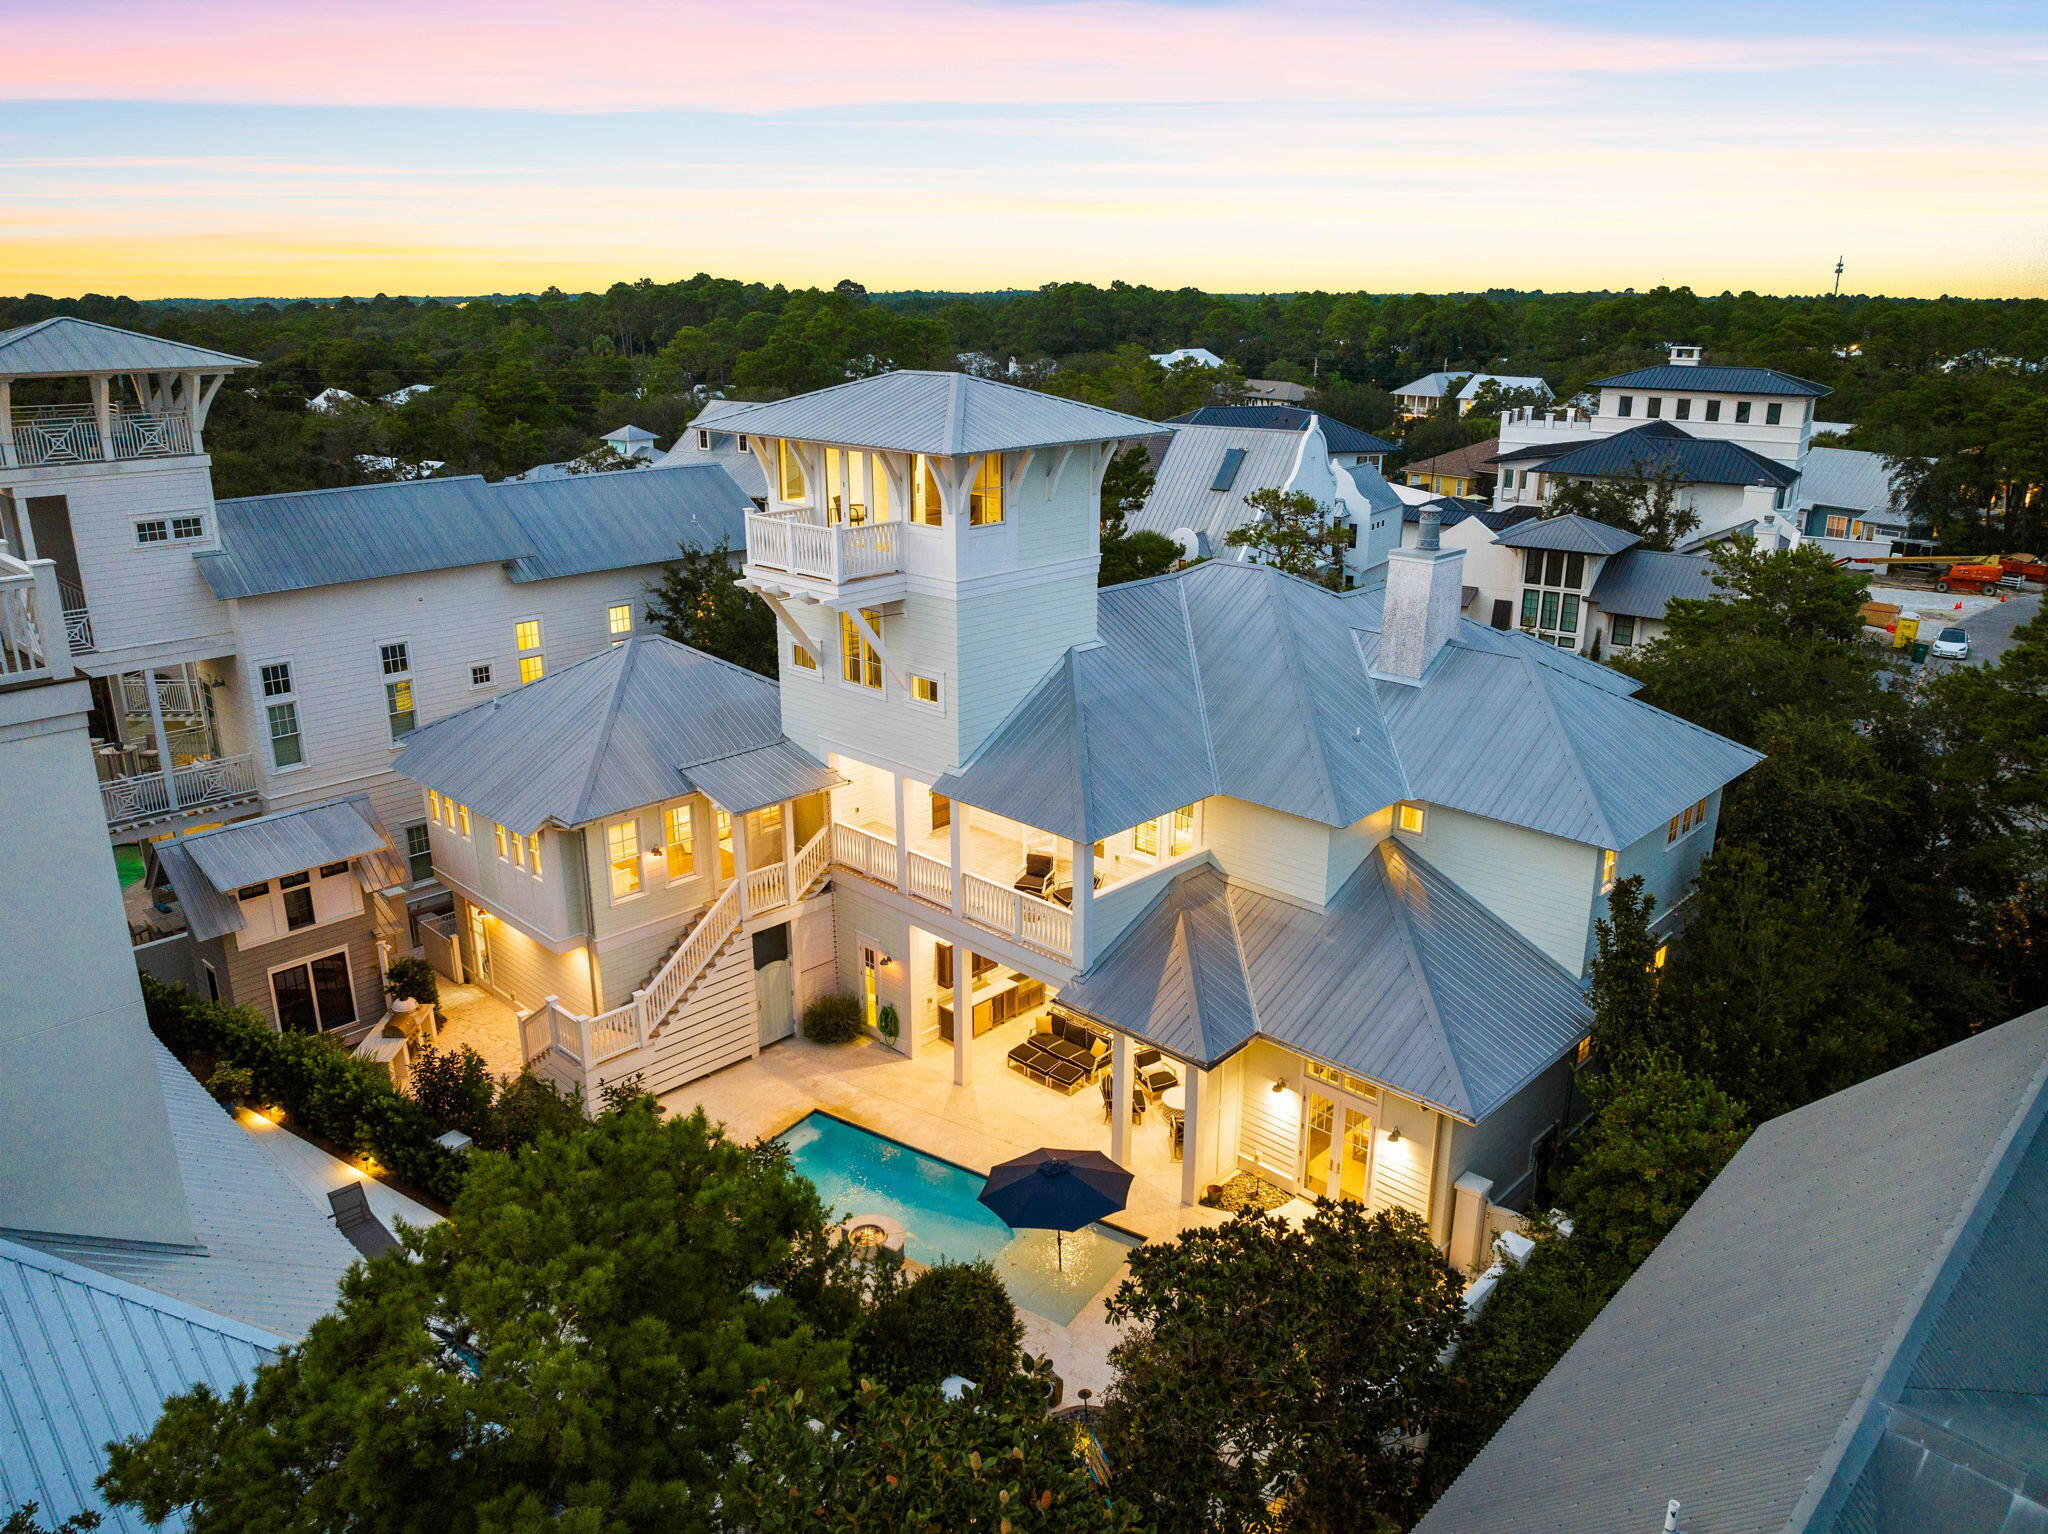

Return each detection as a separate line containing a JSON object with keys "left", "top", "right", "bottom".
{"left": 1303, "top": 1093, "right": 1336, "bottom": 1197}
{"left": 1339, "top": 1108, "right": 1374, "bottom": 1203}
{"left": 271, "top": 963, "right": 317, "bottom": 1034}
{"left": 310, "top": 951, "right": 356, "bottom": 1030}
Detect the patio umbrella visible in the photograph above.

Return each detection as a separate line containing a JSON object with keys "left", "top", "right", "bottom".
{"left": 978, "top": 1148, "right": 1133, "bottom": 1268}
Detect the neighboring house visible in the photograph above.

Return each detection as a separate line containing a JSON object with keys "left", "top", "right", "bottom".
{"left": 502, "top": 422, "right": 662, "bottom": 483}
{"left": 1150, "top": 347, "right": 1225, "bottom": 370}
{"left": 381, "top": 383, "right": 433, "bottom": 406}
{"left": 1404, "top": 438, "right": 1501, "bottom": 498}
{"left": 432, "top": 368, "right": 1760, "bottom": 1235}
{"left": 1416, "top": 1004, "right": 2048, "bottom": 1534}
{"left": 1244, "top": 378, "right": 1309, "bottom": 406}
{"left": 152, "top": 796, "right": 411, "bottom": 1035}
{"left": 1132, "top": 410, "right": 1405, "bottom": 586}
{"left": 305, "top": 387, "right": 358, "bottom": 412}
{"left": 1795, "top": 444, "right": 1911, "bottom": 555}
{"left": 395, "top": 637, "right": 839, "bottom": 1093}
{"left": 1392, "top": 372, "right": 1552, "bottom": 419}
{"left": 1491, "top": 345, "right": 1827, "bottom": 549}
{"left": 654, "top": 396, "right": 769, "bottom": 502}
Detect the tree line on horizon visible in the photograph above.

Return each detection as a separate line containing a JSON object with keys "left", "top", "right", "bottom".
{"left": 4, "top": 275, "right": 2045, "bottom": 549}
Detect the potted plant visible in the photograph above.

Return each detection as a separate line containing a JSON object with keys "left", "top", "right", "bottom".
{"left": 385, "top": 955, "right": 439, "bottom": 1013}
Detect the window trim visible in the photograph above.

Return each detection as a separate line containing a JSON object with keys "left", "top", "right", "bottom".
{"left": 403, "top": 821, "right": 434, "bottom": 884}
{"left": 1396, "top": 802, "right": 1427, "bottom": 837}
{"left": 265, "top": 945, "right": 358, "bottom": 1034}
{"left": 606, "top": 817, "right": 644, "bottom": 902}
{"left": 607, "top": 603, "right": 634, "bottom": 638}
{"left": 908, "top": 672, "right": 944, "bottom": 711}
{"left": 469, "top": 661, "right": 494, "bottom": 688}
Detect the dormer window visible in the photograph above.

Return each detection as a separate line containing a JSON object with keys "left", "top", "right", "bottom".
{"left": 1704, "top": 400, "right": 1721, "bottom": 422}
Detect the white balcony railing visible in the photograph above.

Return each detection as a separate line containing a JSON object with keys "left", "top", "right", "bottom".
{"left": 101, "top": 752, "right": 259, "bottom": 832}
{"left": 7, "top": 404, "right": 194, "bottom": 467}
{"left": 829, "top": 820, "right": 1072, "bottom": 961}
{"left": 0, "top": 553, "right": 66, "bottom": 685}
{"left": 745, "top": 509, "right": 902, "bottom": 584}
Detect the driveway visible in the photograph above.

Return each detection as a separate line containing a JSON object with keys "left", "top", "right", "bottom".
{"left": 1926, "top": 588, "right": 2041, "bottom": 669}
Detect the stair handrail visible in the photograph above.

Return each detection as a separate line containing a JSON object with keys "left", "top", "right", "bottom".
{"left": 793, "top": 824, "right": 831, "bottom": 895}
{"left": 641, "top": 877, "right": 743, "bottom": 1037}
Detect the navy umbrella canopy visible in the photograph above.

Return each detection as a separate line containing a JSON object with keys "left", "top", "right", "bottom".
{"left": 978, "top": 1148, "right": 1133, "bottom": 1264}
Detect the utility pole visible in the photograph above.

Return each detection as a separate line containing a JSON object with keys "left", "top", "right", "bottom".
{"left": 1833, "top": 256, "right": 1845, "bottom": 296}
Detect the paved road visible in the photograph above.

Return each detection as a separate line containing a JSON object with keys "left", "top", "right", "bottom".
{"left": 1923, "top": 588, "right": 2041, "bottom": 669}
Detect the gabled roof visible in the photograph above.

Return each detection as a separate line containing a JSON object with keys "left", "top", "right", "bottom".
{"left": 154, "top": 796, "right": 396, "bottom": 940}
{"left": 0, "top": 1236, "right": 281, "bottom": 1534}
{"left": 1394, "top": 372, "right": 1552, "bottom": 401}
{"left": 1415, "top": 1005, "right": 2048, "bottom": 1534}
{"left": 12, "top": 1041, "right": 361, "bottom": 1340}
{"left": 1533, "top": 420, "right": 1800, "bottom": 490}
{"left": 1591, "top": 361, "right": 1831, "bottom": 397}
{"left": 197, "top": 463, "right": 749, "bottom": 599}
{"left": 1588, "top": 547, "right": 1721, "bottom": 620}
{"left": 1058, "top": 843, "right": 1592, "bottom": 1119}
{"left": 1795, "top": 445, "right": 1909, "bottom": 521}
{"left": 1167, "top": 405, "right": 1397, "bottom": 455}
{"left": 1494, "top": 512, "right": 1642, "bottom": 555}
{"left": 392, "top": 636, "right": 837, "bottom": 833}
{"left": 707, "top": 371, "right": 1165, "bottom": 455}
{"left": 0, "top": 316, "right": 256, "bottom": 378}
{"left": 933, "top": 562, "right": 1759, "bottom": 850}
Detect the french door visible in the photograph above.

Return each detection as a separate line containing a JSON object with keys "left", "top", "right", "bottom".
{"left": 271, "top": 950, "right": 357, "bottom": 1034}
{"left": 1301, "top": 1089, "right": 1375, "bottom": 1204}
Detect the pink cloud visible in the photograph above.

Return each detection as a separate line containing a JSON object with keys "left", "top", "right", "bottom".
{"left": 0, "top": 0, "right": 1989, "bottom": 114}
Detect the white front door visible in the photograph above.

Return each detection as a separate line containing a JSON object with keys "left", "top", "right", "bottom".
{"left": 757, "top": 960, "right": 793, "bottom": 1046}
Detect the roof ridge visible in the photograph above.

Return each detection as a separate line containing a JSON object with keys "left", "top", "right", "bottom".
{"left": 1375, "top": 841, "right": 1471, "bottom": 1119}
{"left": 948, "top": 371, "right": 966, "bottom": 456}
{"left": 1514, "top": 634, "right": 1621, "bottom": 848}
{"left": 1264, "top": 574, "right": 1344, "bottom": 823}
{"left": 217, "top": 473, "right": 491, "bottom": 509}
{"left": 1174, "top": 576, "right": 1223, "bottom": 796}
{"left": 572, "top": 638, "right": 645, "bottom": 823}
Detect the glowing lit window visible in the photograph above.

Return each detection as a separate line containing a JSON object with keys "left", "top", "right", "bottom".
{"left": 1168, "top": 805, "right": 1195, "bottom": 856}
{"left": 969, "top": 453, "right": 1004, "bottom": 525}
{"left": 514, "top": 619, "right": 541, "bottom": 652}
{"left": 519, "top": 656, "right": 545, "bottom": 685}
{"left": 607, "top": 820, "right": 641, "bottom": 899}
{"left": 456, "top": 804, "right": 471, "bottom": 838}
{"left": 840, "top": 610, "right": 883, "bottom": 691}
{"left": 792, "top": 642, "right": 818, "bottom": 671}
{"left": 608, "top": 604, "right": 633, "bottom": 637}
{"left": 494, "top": 823, "right": 509, "bottom": 861}
{"left": 1600, "top": 849, "right": 1617, "bottom": 891}
{"left": 1305, "top": 1059, "right": 1377, "bottom": 1099}
{"left": 778, "top": 439, "right": 805, "bottom": 501}
{"left": 385, "top": 679, "right": 415, "bottom": 739}
{"left": 1397, "top": 803, "right": 1426, "bottom": 836}
{"left": 913, "top": 454, "right": 944, "bottom": 526}
{"left": 1575, "top": 1034, "right": 1594, "bottom": 1065}
{"left": 526, "top": 834, "right": 542, "bottom": 879}
{"left": 910, "top": 674, "right": 940, "bottom": 706}
{"left": 664, "top": 804, "right": 695, "bottom": 880}
{"left": 1132, "top": 818, "right": 1158, "bottom": 857}
{"left": 1653, "top": 944, "right": 1669, "bottom": 969}
{"left": 716, "top": 808, "right": 734, "bottom": 880}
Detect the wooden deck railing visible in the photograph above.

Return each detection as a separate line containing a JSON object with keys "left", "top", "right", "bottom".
{"left": 830, "top": 820, "right": 1072, "bottom": 961}
{"left": 745, "top": 509, "right": 901, "bottom": 584}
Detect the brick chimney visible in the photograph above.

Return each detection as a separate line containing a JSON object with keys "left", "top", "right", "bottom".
{"left": 1375, "top": 507, "right": 1463, "bottom": 683}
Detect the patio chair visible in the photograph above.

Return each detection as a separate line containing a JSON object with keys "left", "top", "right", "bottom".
{"left": 1015, "top": 851, "right": 1056, "bottom": 899}
{"left": 1133, "top": 1047, "right": 1163, "bottom": 1072}
{"left": 1131, "top": 1086, "right": 1149, "bottom": 1124}
{"left": 1143, "top": 1063, "right": 1180, "bottom": 1095}
{"left": 1099, "top": 1073, "right": 1114, "bottom": 1122}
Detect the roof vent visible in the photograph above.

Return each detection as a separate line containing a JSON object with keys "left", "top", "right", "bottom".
{"left": 1662, "top": 1499, "right": 1686, "bottom": 1533}
{"left": 1667, "top": 344, "right": 1702, "bottom": 367}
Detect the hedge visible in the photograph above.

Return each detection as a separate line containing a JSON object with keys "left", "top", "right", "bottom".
{"left": 142, "top": 974, "right": 466, "bottom": 1204}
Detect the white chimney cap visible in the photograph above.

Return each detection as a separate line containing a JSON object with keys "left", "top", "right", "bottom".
{"left": 1667, "top": 344, "right": 1702, "bottom": 366}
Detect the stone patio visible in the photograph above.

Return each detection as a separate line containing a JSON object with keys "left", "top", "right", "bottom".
{"left": 426, "top": 982, "right": 528, "bottom": 1079}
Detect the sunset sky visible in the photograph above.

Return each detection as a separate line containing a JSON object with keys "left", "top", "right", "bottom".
{"left": 5, "top": 0, "right": 2046, "bottom": 299}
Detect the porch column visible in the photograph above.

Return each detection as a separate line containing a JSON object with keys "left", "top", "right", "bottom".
{"left": 143, "top": 669, "right": 180, "bottom": 811}
{"left": 892, "top": 771, "right": 909, "bottom": 892}
{"left": 953, "top": 944, "right": 976, "bottom": 1086}
{"left": 0, "top": 379, "right": 14, "bottom": 470}
{"left": 1071, "top": 838, "right": 1094, "bottom": 967}
{"left": 782, "top": 804, "right": 796, "bottom": 905}
{"left": 732, "top": 808, "right": 751, "bottom": 915}
{"left": 948, "top": 803, "right": 965, "bottom": 916}
{"left": 1110, "top": 1031, "right": 1132, "bottom": 1166}
{"left": 1179, "top": 1065, "right": 1206, "bottom": 1206}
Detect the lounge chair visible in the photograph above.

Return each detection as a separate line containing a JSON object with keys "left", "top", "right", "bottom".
{"left": 1015, "top": 851, "right": 1056, "bottom": 899}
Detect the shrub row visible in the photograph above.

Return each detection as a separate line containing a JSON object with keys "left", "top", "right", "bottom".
{"left": 142, "top": 974, "right": 466, "bottom": 1203}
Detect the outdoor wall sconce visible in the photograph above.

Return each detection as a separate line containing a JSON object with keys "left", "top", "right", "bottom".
{"left": 1271, "top": 1078, "right": 1288, "bottom": 1093}
{"left": 1386, "top": 1127, "right": 1403, "bottom": 1144}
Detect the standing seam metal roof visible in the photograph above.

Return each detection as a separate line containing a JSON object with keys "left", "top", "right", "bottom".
{"left": 1493, "top": 513, "right": 1642, "bottom": 555}
{"left": 1587, "top": 547, "right": 1722, "bottom": 619}
{"left": 1413, "top": 1005, "right": 2048, "bottom": 1534}
{"left": 1590, "top": 362, "right": 1831, "bottom": 396}
{"left": 0, "top": 316, "right": 257, "bottom": 378}
{"left": 933, "top": 561, "right": 1758, "bottom": 850}
{"left": 1057, "top": 843, "right": 1592, "bottom": 1118}
{"left": 0, "top": 1237, "right": 280, "bottom": 1534}
{"left": 1165, "top": 405, "right": 1398, "bottom": 455}
{"left": 153, "top": 796, "right": 396, "bottom": 940}
{"left": 391, "top": 636, "right": 837, "bottom": 833}
{"left": 1532, "top": 422, "right": 1800, "bottom": 489}
{"left": 702, "top": 371, "right": 1167, "bottom": 455}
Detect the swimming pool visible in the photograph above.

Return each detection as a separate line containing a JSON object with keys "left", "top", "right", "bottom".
{"left": 774, "top": 1111, "right": 1140, "bottom": 1326}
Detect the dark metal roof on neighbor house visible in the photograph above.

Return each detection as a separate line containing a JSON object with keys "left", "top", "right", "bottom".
{"left": 1590, "top": 362, "right": 1832, "bottom": 397}
{"left": 0, "top": 316, "right": 257, "bottom": 378}
{"left": 1588, "top": 547, "right": 1722, "bottom": 620}
{"left": 1532, "top": 421, "right": 1801, "bottom": 489}
{"left": 153, "top": 796, "right": 397, "bottom": 940}
{"left": 1415, "top": 1004, "right": 2048, "bottom": 1534}
{"left": 393, "top": 636, "right": 837, "bottom": 833}
{"left": 1166, "top": 405, "right": 1398, "bottom": 455}
{"left": 197, "top": 464, "right": 750, "bottom": 599}
{"left": 0, "top": 1236, "right": 280, "bottom": 1534}
{"left": 1058, "top": 843, "right": 1592, "bottom": 1120}
{"left": 933, "top": 561, "right": 1759, "bottom": 851}
{"left": 1399, "top": 499, "right": 1524, "bottom": 531}
{"left": 708, "top": 371, "right": 1165, "bottom": 456}
{"left": 1492, "top": 512, "right": 1643, "bottom": 556}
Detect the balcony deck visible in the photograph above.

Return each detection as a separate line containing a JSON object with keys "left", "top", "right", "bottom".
{"left": 743, "top": 507, "right": 905, "bottom": 592}
{"left": 101, "top": 753, "right": 260, "bottom": 835}
{"left": 3, "top": 404, "right": 195, "bottom": 469}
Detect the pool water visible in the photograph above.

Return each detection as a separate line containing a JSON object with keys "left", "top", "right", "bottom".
{"left": 774, "top": 1111, "right": 1140, "bottom": 1326}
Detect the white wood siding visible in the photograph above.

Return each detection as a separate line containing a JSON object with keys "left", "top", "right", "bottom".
{"left": 1204, "top": 797, "right": 1332, "bottom": 906}
{"left": 1395, "top": 805, "right": 1601, "bottom": 976}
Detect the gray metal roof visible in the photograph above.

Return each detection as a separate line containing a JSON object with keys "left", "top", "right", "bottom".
{"left": 1129, "top": 423, "right": 1308, "bottom": 550}
{"left": 1588, "top": 547, "right": 1722, "bottom": 619}
{"left": 1591, "top": 362, "right": 1831, "bottom": 397}
{"left": 0, "top": 1237, "right": 280, "bottom": 1534}
{"left": 0, "top": 316, "right": 256, "bottom": 378}
{"left": 154, "top": 796, "right": 394, "bottom": 940}
{"left": 12, "top": 1042, "right": 360, "bottom": 1341}
{"left": 1796, "top": 445, "right": 1909, "bottom": 523}
{"left": 1415, "top": 1004, "right": 2048, "bottom": 1534}
{"left": 1166, "top": 405, "right": 1397, "bottom": 455}
{"left": 198, "top": 464, "right": 748, "bottom": 599}
{"left": 1393, "top": 372, "right": 1553, "bottom": 401}
{"left": 708, "top": 371, "right": 1166, "bottom": 455}
{"left": 935, "top": 562, "right": 1757, "bottom": 849}
{"left": 393, "top": 636, "right": 836, "bottom": 833}
{"left": 1533, "top": 422, "right": 1800, "bottom": 489}
{"left": 1059, "top": 842, "right": 1592, "bottom": 1119}
{"left": 1494, "top": 513, "right": 1642, "bottom": 556}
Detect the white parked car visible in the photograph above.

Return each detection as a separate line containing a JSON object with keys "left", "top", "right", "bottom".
{"left": 1930, "top": 626, "right": 1971, "bottom": 660}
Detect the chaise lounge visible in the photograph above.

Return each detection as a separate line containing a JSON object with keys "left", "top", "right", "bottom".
{"left": 1006, "top": 1010, "right": 1110, "bottom": 1094}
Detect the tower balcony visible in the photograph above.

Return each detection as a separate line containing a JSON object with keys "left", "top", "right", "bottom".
{"left": 743, "top": 507, "right": 906, "bottom": 601}
{"left": 3, "top": 403, "right": 196, "bottom": 469}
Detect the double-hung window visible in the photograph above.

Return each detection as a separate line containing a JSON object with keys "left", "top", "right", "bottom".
{"left": 1611, "top": 614, "right": 1637, "bottom": 647}
{"left": 381, "top": 641, "right": 415, "bottom": 739}
{"left": 608, "top": 604, "right": 633, "bottom": 640}
{"left": 665, "top": 804, "right": 696, "bottom": 880}
{"left": 969, "top": 454, "right": 1005, "bottom": 525}
{"left": 494, "top": 823, "right": 510, "bottom": 861}
{"left": 515, "top": 619, "right": 543, "bottom": 684}
{"left": 1518, "top": 549, "right": 1587, "bottom": 648}
{"left": 840, "top": 609, "right": 883, "bottom": 691}
{"left": 913, "top": 454, "right": 944, "bottom": 526}
{"left": 405, "top": 823, "right": 433, "bottom": 883}
{"left": 279, "top": 871, "right": 315, "bottom": 931}
{"left": 260, "top": 661, "right": 303, "bottom": 769}
{"left": 1666, "top": 796, "right": 1709, "bottom": 843}
{"left": 607, "top": 819, "right": 641, "bottom": 899}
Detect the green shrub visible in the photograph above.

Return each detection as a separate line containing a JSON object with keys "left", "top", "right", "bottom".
{"left": 801, "top": 992, "right": 864, "bottom": 1045}
{"left": 204, "top": 1064, "right": 253, "bottom": 1106}
{"left": 383, "top": 955, "right": 440, "bottom": 1008}
{"left": 409, "top": 1043, "right": 497, "bottom": 1143}
{"left": 853, "top": 1258, "right": 1023, "bottom": 1390}
{"left": 141, "top": 975, "right": 466, "bottom": 1203}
